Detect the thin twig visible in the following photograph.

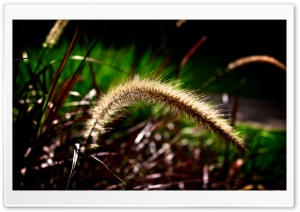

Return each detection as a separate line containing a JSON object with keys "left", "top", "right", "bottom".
{"left": 91, "top": 155, "right": 126, "bottom": 186}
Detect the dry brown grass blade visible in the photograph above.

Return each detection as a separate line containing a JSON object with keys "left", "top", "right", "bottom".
{"left": 180, "top": 35, "right": 207, "bottom": 69}
{"left": 40, "top": 28, "right": 80, "bottom": 132}
{"left": 43, "top": 24, "right": 96, "bottom": 131}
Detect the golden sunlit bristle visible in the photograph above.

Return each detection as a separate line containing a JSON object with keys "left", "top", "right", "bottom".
{"left": 84, "top": 78, "right": 245, "bottom": 151}
{"left": 43, "top": 20, "right": 69, "bottom": 48}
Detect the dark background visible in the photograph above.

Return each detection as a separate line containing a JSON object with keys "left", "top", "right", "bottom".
{"left": 13, "top": 20, "right": 287, "bottom": 102}
{"left": 14, "top": 20, "right": 286, "bottom": 62}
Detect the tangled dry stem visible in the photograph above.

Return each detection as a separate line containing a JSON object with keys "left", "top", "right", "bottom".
{"left": 84, "top": 78, "right": 245, "bottom": 151}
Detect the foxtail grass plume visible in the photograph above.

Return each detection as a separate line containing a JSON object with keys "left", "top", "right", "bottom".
{"left": 176, "top": 20, "right": 187, "bottom": 27}
{"left": 227, "top": 55, "right": 286, "bottom": 72}
{"left": 201, "top": 55, "right": 286, "bottom": 88}
{"left": 84, "top": 78, "right": 245, "bottom": 151}
{"left": 43, "top": 20, "right": 69, "bottom": 48}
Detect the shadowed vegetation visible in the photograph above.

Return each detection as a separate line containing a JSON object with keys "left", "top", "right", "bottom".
{"left": 13, "top": 20, "right": 286, "bottom": 190}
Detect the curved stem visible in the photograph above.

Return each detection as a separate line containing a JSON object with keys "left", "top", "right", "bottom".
{"left": 84, "top": 78, "right": 245, "bottom": 151}
{"left": 227, "top": 55, "right": 286, "bottom": 72}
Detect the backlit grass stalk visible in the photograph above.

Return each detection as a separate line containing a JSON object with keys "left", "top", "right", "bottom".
{"left": 43, "top": 20, "right": 70, "bottom": 48}
{"left": 227, "top": 55, "right": 286, "bottom": 72}
{"left": 84, "top": 78, "right": 245, "bottom": 151}
{"left": 201, "top": 55, "right": 286, "bottom": 88}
